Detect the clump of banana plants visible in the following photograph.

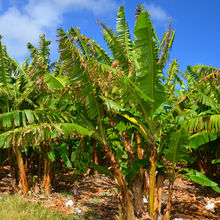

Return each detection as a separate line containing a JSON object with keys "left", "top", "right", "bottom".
{"left": 0, "top": 4, "right": 219, "bottom": 220}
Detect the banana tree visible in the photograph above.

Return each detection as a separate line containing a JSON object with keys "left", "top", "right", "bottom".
{"left": 0, "top": 34, "right": 69, "bottom": 194}
{"left": 183, "top": 65, "right": 220, "bottom": 176}
{"left": 158, "top": 62, "right": 220, "bottom": 218}
{"left": 0, "top": 36, "right": 31, "bottom": 193}
{"left": 99, "top": 7, "right": 176, "bottom": 218}
{"left": 55, "top": 6, "right": 219, "bottom": 219}
{"left": 53, "top": 26, "right": 138, "bottom": 218}
{"left": 95, "top": 6, "right": 219, "bottom": 219}
{"left": 44, "top": 5, "right": 176, "bottom": 219}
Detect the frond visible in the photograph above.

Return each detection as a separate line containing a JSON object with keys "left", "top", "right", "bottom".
{"left": 0, "top": 122, "right": 94, "bottom": 148}
{"left": 27, "top": 42, "right": 39, "bottom": 59}
{"left": 103, "top": 96, "right": 126, "bottom": 113}
{"left": 0, "top": 87, "right": 17, "bottom": 98}
{"left": 53, "top": 56, "right": 64, "bottom": 76}
{"left": 134, "top": 9, "right": 164, "bottom": 116}
{"left": 13, "top": 86, "right": 38, "bottom": 109}
{"left": 193, "top": 91, "right": 219, "bottom": 112}
{"left": 39, "top": 34, "right": 51, "bottom": 64}
{"left": 15, "top": 71, "right": 31, "bottom": 93}
{"left": 91, "top": 42, "right": 112, "bottom": 65}
{"left": 189, "top": 131, "right": 219, "bottom": 149}
{"left": 166, "top": 58, "right": 184, "bottom": 89}
{"left": 59, "top": 27, "right": 122, "bottom": 87}
{"left": 182, "top": 114, "right": 220, "bottom": 133}
{"left": 158, "top": 19, "right": 176, "bottom": 70}
{"left": 98, "top": 21, "right": 130, "bottom": 74}
{"left": 135, "top": 5, "right": 142, "bottom": 20}
{"left": 0, "top": 37, "right": 13, "bottom": 87}
{"left": 186, "top": 65, "right": 218, "bottom": 90}
{"left": 182, "top": 168, "right": 220, "bottom": 193}
{"left": 26, "top": 35, "right": 52, "bottom": 83}
{"left": 0, "top": 109, "right": 70, "bottom": 129}
{"left": 190, "top": 64, "right": 217, "bottom": 78}
{"left": 58, "top": 28, "right": 85, "bottom": 66}
{"left": 67, "top": 27, "right": 91, "bottom": 58}
{"left": 44, "top": 74, "right": 67, "bottom": 89}
{"left": 102, "top": 96, "right": 154, "bottom": 143}
{"left": 172, "top": 70, "right": 219, "bottom": 111}
{"left": 116, "top": 6, "right": 133, "bottom": 59}
{"left": 58, "top": 28, "right": 108, "bottom": 138}
{"left": 164, "top": 128, "right": 189, "bottom": 164}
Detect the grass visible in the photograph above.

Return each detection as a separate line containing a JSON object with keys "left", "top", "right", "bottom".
{"left": 0, "top": 194, "right": 80, "bottom": 220}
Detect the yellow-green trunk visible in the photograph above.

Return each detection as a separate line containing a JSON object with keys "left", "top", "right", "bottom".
{"left": 149, "top": 144, "right": 156, "bottom": 218}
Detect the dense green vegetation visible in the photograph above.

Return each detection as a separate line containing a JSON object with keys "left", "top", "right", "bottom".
{"left": 0, "top": 5, "right": 219, "bottom": 219}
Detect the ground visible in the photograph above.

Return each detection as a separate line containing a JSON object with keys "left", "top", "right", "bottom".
{"left": 0, "top": 166, "right": 219, "bottom": 219}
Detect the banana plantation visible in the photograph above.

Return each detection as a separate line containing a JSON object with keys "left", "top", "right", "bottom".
{"left": 0, "top": 6, "right": 219, "bottom": 220}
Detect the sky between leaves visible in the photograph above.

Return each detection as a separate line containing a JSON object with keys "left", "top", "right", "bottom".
{"left": 0, "top": 0, "right": 219, "bottom": 71}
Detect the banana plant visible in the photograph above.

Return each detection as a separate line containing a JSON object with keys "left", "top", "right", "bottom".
{"left": 0, "top": 5, "right": 218, "bottom": 220}
{"left": 53, "top": 6, "right": 177, "bottom": 219}
{"left": 0, "top": 36, "right": 30, "bottom": 194}
{"left": 54, "top": 26, "right": 138, "bottom": 219}
{"left": 98, "top": 6, "right": 176, "bottom": 218}
{"left": 163, "top": 127, "right": 190, "bottom": 219}
{"left": 98, "top": 7, "right": 219, "bottom": 219}
{"left": 161, "top": 64, "right": 220, "bottom": 218}
{"left": 162, "top": 126, "right": 220, "bottom": 219}
{"left": 51, "top": 5, "right": 177, "bottom": 219}
{"left": 75, "top": 7, "right": 219, "bottom": 219}
{"left": 0, "top": 34, "right": 85, "bottom": 194}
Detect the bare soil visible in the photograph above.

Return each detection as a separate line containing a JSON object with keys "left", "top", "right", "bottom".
{"left": 0, "top": 166, "right": 219, "bottom": 219}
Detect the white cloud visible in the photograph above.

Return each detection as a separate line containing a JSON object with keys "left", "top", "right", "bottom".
{"left": 0, "top": 7, "right": 42, "bottom": 58}
{"left": 145, "top": 3, "right": 169, "bottom": 22}
{"left": 0, "top": 0, "right": 119, "bottom": 61}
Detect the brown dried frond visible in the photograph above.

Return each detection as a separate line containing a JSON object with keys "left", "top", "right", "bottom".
{"left": 135, "top": 5, "right": 142, "bottom": 20}
{"left": 107, "top": 72, "right": 113, "bottom": 84}
{"left": 111, "top": 60, "right": 119, "bottom": 68}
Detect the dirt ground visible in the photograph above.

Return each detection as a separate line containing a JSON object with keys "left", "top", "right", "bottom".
{"left": 0, "top": 166, "right": 219, "bottom": 219}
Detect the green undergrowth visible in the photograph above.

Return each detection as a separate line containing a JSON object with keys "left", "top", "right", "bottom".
{"left": 0, "top": 194, "right": 79, "bottom": 220}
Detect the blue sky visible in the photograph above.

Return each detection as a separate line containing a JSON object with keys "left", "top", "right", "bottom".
{"left": 0, "top": 0, "right": 219, "bottom": 72}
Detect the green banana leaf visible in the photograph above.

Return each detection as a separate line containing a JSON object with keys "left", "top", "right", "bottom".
{"left": 182, "top": 168, "right": 220, "bottom": 193}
